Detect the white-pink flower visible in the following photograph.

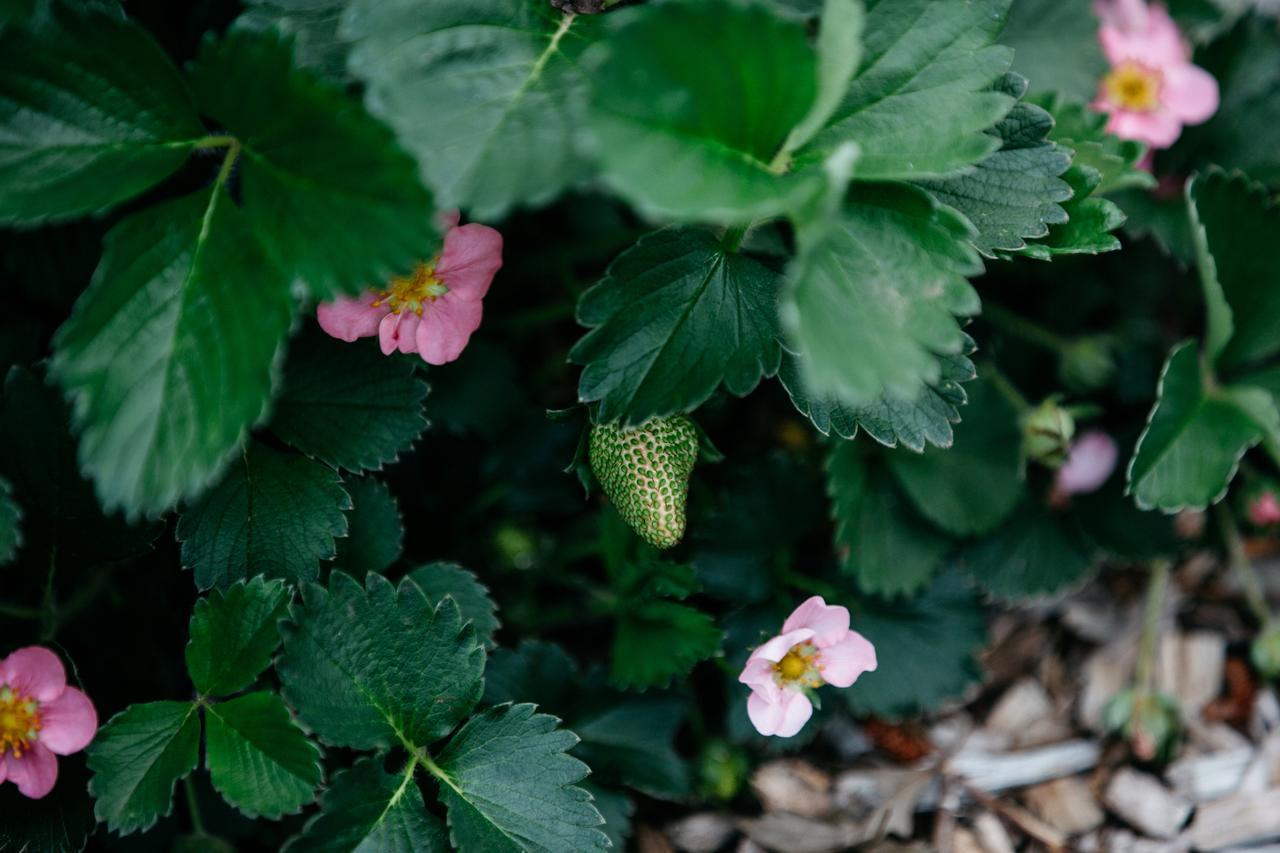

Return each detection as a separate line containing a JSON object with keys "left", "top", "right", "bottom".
{"left": 1092, "top": 0, "right": 1219, "bottom": 149}
{"left": 0, "top": 646, "right": 98, "bottom": 799}
{"left": 317, "top": 216, "right": 503, "bottom": 366}
{"left": 1056, "top": 430, "right": 1119, "bottom": 496}
{"left": 738, "top": 596, "right": 876, "bottom": 738}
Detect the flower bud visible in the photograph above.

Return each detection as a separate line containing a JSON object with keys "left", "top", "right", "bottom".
{"left": 1059, "top": 337, "right": 1115, "bottom": 392}
{"left": 1252, "top": 624, "right": 1280, "bottom": 680}
{"left": 1103, "top": 688, "right": 1181, "bottom": 762}
{"left": 1024, "top": 398, "right": 1075, "bottom": 468}
{"left": 1246, "top": 488, "right": 1280, "bottom": 528}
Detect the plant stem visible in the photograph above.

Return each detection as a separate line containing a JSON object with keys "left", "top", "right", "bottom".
{"left": 982, "top": 303, "right": 1072, "bottom": 354}
{"left": 184, "top": 776, "right": 206, "bottom": 836}
{"left": 192, "top": 134, "right": 237, "bottom": 150}
{"left": 721, "top": 222, "right": 751, "bottom": 253}
{"left": 1135, "top": 560, "right": 1171, "bottom": 693}
{"left": 214, "top": 138, "right": 242, "bottom": 187}
{"left": 1216, "top": 503, "right": 1273, "bottom": 626}
{"left": 0, "top": 600, "right": 41, "bottom": 620}
{"left": 983, "top": 363, "right": 1032, "bottom": 414}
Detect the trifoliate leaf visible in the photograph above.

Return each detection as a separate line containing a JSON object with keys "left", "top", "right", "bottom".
{"left": 0, "top": 477, "right": 19, "bottom": 565}
{"left": 284, "top": 756, "right": 446, "bottom": 853}
{"left": 827, "top": 444, "right": 952, "bottom": 598}
{"left": 333, "top": 476, "right": 404, "bottom": 575}
{"left": 277, "top": 572, "right": 485, "bottom": 750}
{"left": 571, "top": 229, "right": 783, "bottom": 425}
{"left": 434, "top": 703, "right": 610, "bottom": 852}
{"left": 186, "top": 577, "right": 291, "bottom": 697}
{"left": 1038, "top": 97, "right": 1155, "bottom": 195}
{"left": 845, "top": 572, "right": 986, "bottom": 718}
{"left": 783, "top": 184, "right": 982, "bottom": 408}
{"left": 797, "top": 0, "right": 1015, "bottom": 180}
{"left": 187, "top": 30, "right": 436, "bottom": 300}
{"left": 237, "top": 0, "right": 348, "bottom": 81}
{"left": 886, "top": 376, "right": 1024, "bottom": 536}
{"left": 342, "top": 0, "right": 598, "bottom": 219}
{"left": 0, "top": 754, "right": 93, "bottom": 853}
{"left": 87, "top": 701, "right": 201, "bottom": 835}
{"left": 0, "top": 5, "right": 204, "bottom": 224}
{"left": 270, "top": 332, "right": 429, "bottom": 473}
{"left": 1187, "top": 169, "right": 1280, "bottom": 372}
{"left": 177, "top": 441, "right": 350, "bottom": 590}
{"left": 1128, "top": 341, "right": 1269, "bottom": 512}
{"left": 407, "top": 562, "right": 500, "bottom": 646}
{"left": 918, "top": 74, "right": 1072, "bottom": 257}
{"left": 785, "top": 0, "right": 864, "bottom": 152}
{"left": 964, "top": 501, "right": 1096, "bottom": 599}
{"left": 586, "top": 0, "right": 823, "bottom": 223}
{"left": 999, "top": 0, "right": 1106, "bottom": 102}
{"left": 590, "top": 415, "right": 699, "bottom": 549}
{"left": 204, "top": 691, "right": 322, "bottom": 819}
{"left": 612, "top": 600, "right": 721, "bottom": 690}
{"left": 52, "top": 186, "right": 293, "bottom": 518}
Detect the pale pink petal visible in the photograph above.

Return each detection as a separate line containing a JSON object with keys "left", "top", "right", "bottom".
{"left": 1106, "top": 108, "right": 1183, "bottom": 148}
{"left": 1098, "top": 8, "right": 1186, "bottom": 66}
{"left": 738, "top": 659, "right": 782, "bottom": 703}
{"left": 37, "top": 687, "right": 97, "bottom": 756}
{"left": 5, "top": 743, "right": 57, "bottom": 799}
{"left": 435, "top": 224, "right": 503, "bottom": 302}
{"left": 1162, "top": 63, "right": 1219, "bottom": 124}
{"left": 377, "top": 311, "right": 421, "bottom": 356}
{"left": 748, "top": 628, "right": 816, "bottom": 664}
{"left": 817, "top": 631, "right": 878, "bottom": 688}
{"left": 316, "top": 293, "right": 385, "bottom": 342}
{"left": 782, "top": 596, "right": 851, "bottom": 647}
{"left": 1056, "top": 430, "right": 1119, "bottom": 495}
{"left": 435, "top": 209, "right": 461, "bottom": 230}
{"left": 0, "top": 647, "right": 66, "bottom": 703}
{"left": 413, "top": 295, "right": 483, "bottom": 366}
{"left": 748, "top": 689, "right": 814, "bottom": 738}
{"left": 1095, "top": 0, "right": 1149, "bottom": 33}
{"left": 0, "top": 754, "right": 6, "bottom": 786}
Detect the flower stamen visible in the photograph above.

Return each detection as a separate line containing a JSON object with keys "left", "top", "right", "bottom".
{"left": 371, "top": 261, "right": 449, "bottom": 315}
{"left": 774, "top": 643, "right": 823, "bottom": 689}
{"left": 1103, "top": 62, "right": 1162, "bottom": 112}
{"left": 0, "top": 685, "right": 41, "bottom": 759}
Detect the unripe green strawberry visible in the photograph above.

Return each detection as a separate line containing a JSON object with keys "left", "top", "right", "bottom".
{"left": 590, "top": 415, "right": 698, "bottom": 549}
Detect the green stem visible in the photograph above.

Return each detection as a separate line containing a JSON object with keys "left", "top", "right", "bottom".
{"left": 1216, "top": 503, "right": 1273, "bottom": 626}
{"left": 184, "top": 776, "right": 206, "bottom": 836}
{"left": 214, "top": 138, "right": 242, "bottom": 187}
{"left": 1135, "top": 560, "right": 1171, "bottom": 693}
{"left": 982, "top": 303, "right": 1073, "bottom": 354}
{"left": 721, "top": 222, "right": 751, "bottom": 253}
{"left": 192, "top": 134, "right": 237, "bottom": 150}
{"left": 984, "top": 364, "right": 1032, "bottom": 414}
{"left": 0, "top": 601, "right": 41, "bottom": 620}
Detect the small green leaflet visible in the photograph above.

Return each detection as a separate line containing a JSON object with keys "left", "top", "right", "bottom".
{"left": 87, "top": 701, "right": 201, "bottom": 835}
{"left": 284, "top": 757, "right": 446, "bottom": 853}
{"left": 204, "top": 692, "right": 323, "bottom": 819}
{"left": 342, "top": 0, "right": 598, "bottom": 219}
{"left": 607, "top": 558, "right": 721, "bottom": 690}
{"left": 1011, "top": 162, "right": 1126, "bottom": 259}
{"left": 333, "top": 476, "right": 405, "bottom": 575}
{"left": 571, "top": 228, "right": 783, "bottom": 426}
{"left": 407, "top": 562, "right": 501, "bottom": 646}
{"left": 177, "top": 441, "right": 350, "bottom": 590}
{"left": 434, "top": 704, "right": 611, "bottom": 852}
{"left": 52, "top": 187, "right": 293, "bottom": 518}
{"left": 187, "top": 30, "right": 437, "bottom": 300}
{"left": 0, "top": 476, "right": 19, "bottom": 565}
{"left": 587, "top": 0, "right": 824, "bottom": 223}
{"left": 826, "top": 444, "right": 952, "bottom": 598}
{"left": 185, "top": 577, "right": 291, "bottom": 697}
{"left": 1128, "top": 341, "right": 1270, "bottom": 512}
{"left": 999, "top": 0, "right": 1107, "bottom": 102}
{"left": 0, "top": 5, "right": 204, "bottom": 224}
{"left": 270, "top": 332, "right": 430, "bottom": 473}
{"left": 797, "top": 0, "right": 1015, "bottom": 180}
{"left": 964, "top": 501, "right": 1095, "bottom": 599}
{"left": 1039, "top": 97, "right": 1155, "bottom": 195}
{"left": 783, "top": 183, "right": 982, "bottom": 408}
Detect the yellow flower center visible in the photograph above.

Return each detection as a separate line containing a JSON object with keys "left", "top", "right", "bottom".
{"left": 371, "top": 261, "right": 449, "bottom": 316}
{"left": 775, "top": 643, "right": 823, "bottom": 689}
{"left": 1103, "top": 62, "right": 1162, "bottom": 112}
{"left": 0, "top": 685, "right": 41, "bottom": 758}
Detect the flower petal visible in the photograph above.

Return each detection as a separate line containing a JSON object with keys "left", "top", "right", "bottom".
{"left": 436, "top": 223, "right": 503, "bottom": 302}
{"left": 748, "top": 628, "right": 816, "bottom": 663}
{"left": 0, "top": 647, "right": 66, "bottom": 703}
{"left": 1098, "top": 7, "right": 1186, "bottom": 67}
{"left": 1106, "top": 108, "right": 1183, "bottom": 148}
{"left": 748, "top": 689, "right": 814, "bottom": 738}
{"left": 817, "top": 630, "right": 878, "bottom": 688}
{"left": 5, "top": 743, "right": 57, "bottom": 799}
{"left": 782, "top": 596, "right": 851, "bottom": 646}
{"left": 1057, "top": 430, "right": 1119, "bottom": 495}
{"left": 37, "top": 687, "right": 97, "bottom": 756}
{"left": 414, "top": 295, "right": 483, "bottom": 366}
{"left": 377, "top": 311, "right": 420, "bottom": 356}
{"left": 316, "top": 292, "right": 385, "bottom": 342}
{"left": 1162, "top": 63, "right": 1219, "bottom": 124}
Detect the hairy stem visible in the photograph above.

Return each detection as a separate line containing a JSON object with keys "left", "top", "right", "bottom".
{"left": 1135, "top": 560, "right": 1171, "bottom": 693}
{"left": 1216, "top": 503, "right": 1273, "bottom": 626}
{"left": 184, "top": 776, "right": 206, "bottom": 836}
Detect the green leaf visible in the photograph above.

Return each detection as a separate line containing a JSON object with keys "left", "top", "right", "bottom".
{"left": 1128, "top": 341, "right": 1267, "bottom": 512}
{"left": 333, "top": 476, "right": 404, "bottom": 575}
{"left": 783, "top": 184, "right": 982, "bottom": 408}
{"left": 188, "top": 30, "right": 436, "bottom": 300}
{"left": 581, "top": 783, "right": 632, "bottom": 853}
{"left": 885, "top": 376, "right": 1024, "bottom": 536}
{"left": 797, "top": 0, "right": 1015, "bottom": 180}
{"left": 407, "top": 562, "right": 501, "bottom": 646}
{"left": 1012, "top": 163, "right": 1125, "bottom": 259}
{"left": 612, "top": 599, "right": 721, "bottom": 690}
{"left": 285, "top": 756, "right": 446, "bottom": 853}
{"left": 0, "top": 754, "right": 93, "bottom": 853}
{"left": 237, "top": 0, "right": 349, "bottom": 81}
{"left": 270, "top": 332, "right": 429, "bottom": 472}
{"left": 278, "top": 571, "right": 485, "bottom": 750}
{"left": 1186, "top": 169, "right": 1280, "bottom": 371}
{"left": 587, "top": 0, "right": 823, "bottom": 223}
{"left": 571, "top": 229, "right": 783, "bottom": 425}
{"left": 964, "top": 501, "right": 1095, "bottom": 599}
{"left": 0, "top": 5, "right": 204, "bottom": 224}
{"left": 177, "top": 441, "right": 351, "bottom": 590}
{"left": 827, "top": 444, "right": 952, "bottom": 598}
{"left": 784, "top": 0, "right": 865, "bottom": 152}
{"left": 186, "top": 577, "right": 291, "bottom": 697}
{"left": 0, "top": 476, "right": 19, "bottom": 565}
{"left": 87, "top": 701, "right": 201, "bottom": 836}
{"left": 205, "top": 691, "right": 323, "bottom": 819}
{"left": 999, "top": 0, "right": 1106, "bottom": 101}
{"left": 51, "top": 186, "right": 293, "bottom": 518}
{"left": 434, "top": 703, "right": 610, "bottom": 852}
{"left": 1039, "top": 97, "right": 1155, "bottom": 195}
{"left": 918, "top": 74, "right": 1072, "bottom": 257}
{"left": 343, "top": 0, "right": 598, "bottom": 219}
{"left": 846, "top": 572, "right": 986, "bottom": 718}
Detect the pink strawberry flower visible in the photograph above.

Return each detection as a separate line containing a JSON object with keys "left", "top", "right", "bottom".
{"left": 739, "top": 596, "right": 876, "bottom": 738}
{"left": 0, "top": 646, "right": 97, "bottom": 799}
{"left": 1249, "top": 491, "right": 1280, "bottom": 527}
{"left": 1092, "top": 0, "right": 1219, "bottom": 149}
{"left": 1055, "top": 430, "right": 1119, "bottom": 496}
{"left": 317, "top": 216, "right": 503, "bottom": 366}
